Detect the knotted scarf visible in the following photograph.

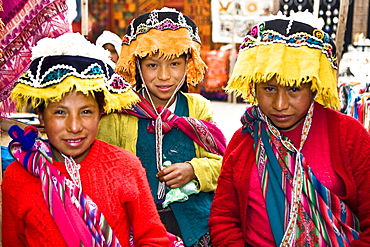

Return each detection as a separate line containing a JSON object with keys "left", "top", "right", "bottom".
{"left": 122, "top": 93, "right": 226, "bottom": 199}
{"left": 241, "top": 105, "right": 360, "bottom": 246}
{"left": 8, "top": 125, "right": 121, "bottom": 246}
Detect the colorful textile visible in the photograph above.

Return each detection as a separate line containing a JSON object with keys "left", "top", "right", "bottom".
{"left": 123, "top": 93, "right": 226, "bottom": 156}
{"left": 116, "top": 7, "right": 207, "bottom": 87}
{"left": 0, "top": 0, "right": 71, "bottom": 117}
{"left": 122, "top": 93, "right": 226, "bottom": 200}
{"left": 240, "top": 105, "right": 360, "bottom": 246}
{"left": 3, "top": 137, "right": 169, "bottom": 246}
{"left": 8, "top": 125, "right": 121, "bottom": 246}
{"left": 226, "top": 16, "right": 340, "bottom": 109}
{"left": 97, "top": 92, "right": 222, "bottom": 246}
{"left": 97, "top": 92, "right": 222, "bottom": 193}
{"left": 209, "top": 104, "right": 370, "bottom": 246}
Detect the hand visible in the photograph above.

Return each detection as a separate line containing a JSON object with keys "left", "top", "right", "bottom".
{"left": 156, "top": 162, "right": 196, "bottom": 189}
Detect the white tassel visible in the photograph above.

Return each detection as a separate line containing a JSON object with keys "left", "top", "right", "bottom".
{"left": 156, "top": 116, "right": 166, "bottom": 200}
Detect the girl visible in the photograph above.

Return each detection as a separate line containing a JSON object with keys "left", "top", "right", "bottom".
{"left": 209, "top": 14, "right": 370, "bottom": 246}
{"left": 2, "top": 33, "right": 169, "bottom": 246}
{"left": 97, "top": 8, "right": 227, "bottom": 247}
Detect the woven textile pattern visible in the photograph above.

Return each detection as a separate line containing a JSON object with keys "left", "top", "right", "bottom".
{"left": 0, "top": 0, "right": 71, "bottom": 116}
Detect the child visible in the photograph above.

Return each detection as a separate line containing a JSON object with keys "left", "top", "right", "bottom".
{"left": 209, "top": 13, "right": 370, "bottom": 246}
{"left": 96, "top": 30, "right": 122, "bottom": 64}
{"left": 2, "top": 32, "right": 169, "bottom": 246}
{"left": 97, "top": 8, "right": 226, "bottom": 247}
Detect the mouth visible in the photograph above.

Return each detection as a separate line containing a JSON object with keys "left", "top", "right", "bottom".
{"left": 271, "top": 114, "right": 292, "bottom": 122}
{"left": 156, "top": 85, "right": 173, "bottom": 91}
{"left": 64, "top": 138, "right": 85, "bottom": 146}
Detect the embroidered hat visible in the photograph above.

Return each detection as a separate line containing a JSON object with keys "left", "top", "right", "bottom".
{"left": 11, "top": 32, "right": 139, "bottom": 113}
{"left": 226, "top": 13, "right": 340, "bottom": 109}
{"left": 115, "top": 7, "right": 207, "bottom": 86}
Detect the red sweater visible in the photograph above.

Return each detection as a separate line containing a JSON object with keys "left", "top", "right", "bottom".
{"left": 209, "top": 105, "right": 370, "bottom": 246}
{"left": 2, "top": 139, "right": 169, "bottom": 246}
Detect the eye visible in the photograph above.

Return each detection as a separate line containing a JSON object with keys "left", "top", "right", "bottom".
{"left": 264, "top": 86, "right": 275, "bottom": 92}
{"left": 53, "top": 110, "right": 65, "bottom": 115}
{"left": 289, "top": 87, "right": 300, "bottom": 92}
{"left": 147, "top": 63, "right": 157, "bottom": 68}
{"left": 82, "top": 109, "right": 92, "bottom": 114}
{"left": 170, "top": 61, "right": 181, "bottom": 66}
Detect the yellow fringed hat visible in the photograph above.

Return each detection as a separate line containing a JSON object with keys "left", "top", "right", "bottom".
{"left": 11, "top": 33, "right": 139, "bottom": 113}
{"left": 116, "top": 7, "right": 207, "bottom": 87}
{"left": 226, "top": 16, "right": 340, "bottom": 109}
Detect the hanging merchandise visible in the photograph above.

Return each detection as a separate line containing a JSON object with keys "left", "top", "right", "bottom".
{"left": 0, "top": 0, "right": 71, "bottom": 119}
{"left": 338, "top": 49, "right": 370, "bottom": 131}
{"left": 203, "top": 49, "right": 230, "bottom": 93}
{"left": 211, "top": 0, "right": 273, "bottom": 43}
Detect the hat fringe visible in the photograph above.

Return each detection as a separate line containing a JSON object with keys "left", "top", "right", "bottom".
{"left": 226, "top": 73, "right": 340, "bottom": 110}
{"left": 116, "top": 28, "right": 207, "bottom": 86}
{"left": 11, "top": 76, "right": 139, "bottom": 112}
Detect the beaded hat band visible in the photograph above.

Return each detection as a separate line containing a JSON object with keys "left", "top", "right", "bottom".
{"left": 226, "top": 17, "right": 340, "bottom": 109}
{"left": 115, "top": 8, "right": 207, "bottom": 87}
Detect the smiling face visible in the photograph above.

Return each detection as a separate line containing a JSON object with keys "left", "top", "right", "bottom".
{"left": 139, "top": 53, "right": 187, "bottom": 108}
{"left": 256, "top": 76, "right": 314, "bottom": 130}
{"left": 38, "top": 91, "right": 101, "bottom": 163}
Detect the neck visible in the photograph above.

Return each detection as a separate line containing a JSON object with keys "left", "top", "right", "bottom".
{"left": 51, "top": 145, "right": 90, "bottom": 163}
{"left": 143, "top": 90, "right": 177, "bottom": 109}
{"left": 278, "top": 117, "right": 305, "bottom": 132}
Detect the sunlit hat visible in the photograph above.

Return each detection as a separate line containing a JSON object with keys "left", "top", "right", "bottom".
{"left": 11, "top": 33, "right": 139, "bottom": 113}
{"left": 115, "top": 7, "right": 207, "bottom": 87}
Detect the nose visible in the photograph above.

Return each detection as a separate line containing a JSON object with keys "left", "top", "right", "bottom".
{"left": 66, "top": 115, "right": 83, "bottom": 133}
{"left": 157, "top": 65, "right": 171, "bottom": 81}
{"left": 273, "top": 90, "right": 289, "bottom": 111}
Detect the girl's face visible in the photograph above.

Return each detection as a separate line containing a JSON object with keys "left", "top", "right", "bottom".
{"left": 38, "top": 91, "right": 101, "bottom": 163}
{"left": 103, "top": 43, "right": 119, "bottom": 63}
{"left": 256, "top": 76, "right": 314, "bottom": 130}
{"left": 139, "top": 53, "right": 187, "bottom": 108}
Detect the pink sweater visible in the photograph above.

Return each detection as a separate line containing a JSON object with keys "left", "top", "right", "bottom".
{"left": 2, "top": 139, "right": 169, "bottom": 246}
{"left": 209, "top": 105, "right": 370, "bottom": 246}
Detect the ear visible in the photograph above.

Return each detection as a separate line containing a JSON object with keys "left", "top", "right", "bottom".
{"left": 38, "top": 111, "right": 45, "bottom": 127}
{"left": 312, "top": 91, "right": 318, "bottom": 102}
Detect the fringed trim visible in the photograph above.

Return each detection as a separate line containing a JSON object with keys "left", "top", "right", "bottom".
{"left": 226, "top": 73, "right": 340, "bottom": 110}
{"left": 11, "top": 76, "right": 140, "bottom": 112}
{"left": 115, "top": 28, "right": 207, "bottom": 86}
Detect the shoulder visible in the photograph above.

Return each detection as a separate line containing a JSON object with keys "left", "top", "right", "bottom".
{"left": 325, "top": 107, "right": 369, "bottom": 137}
{"left": 182, "top": 92, "right": 214, "bottom": 120}
{"left": 2, "top": 161, "right": 43, "bottom": 204}
{"left": 182, "top": 92, "right": 212, "bottom": 107}
{"left": 223, "top": 128, "right": 255, "bottom": 165}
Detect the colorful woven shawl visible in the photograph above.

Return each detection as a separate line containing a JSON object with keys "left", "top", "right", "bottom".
{"left": 241, "top": 105, "right": 360, "bottom": 247}
{"left": 8, "top": 125, "right": 121, "bottom": 246}
{"left": 124, "top": 93, "right": 226, "bottom": 156}
{"left": 122, "top": 93, "right": 226, "bottom": 199}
